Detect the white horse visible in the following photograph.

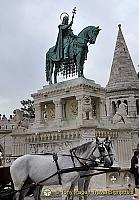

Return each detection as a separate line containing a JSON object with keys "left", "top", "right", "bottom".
{"left": 68, "top": 137, "right": 114, "bottom": 200}
{"left": 10, "top": 138, "right": 111, "bottom": 200}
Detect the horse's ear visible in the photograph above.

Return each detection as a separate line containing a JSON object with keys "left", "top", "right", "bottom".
{"left": 106, "top": 136, "right": 110, "bottom": 141}
{"left": 96, "top": 137, "right": 99, "bottom": 143}
{"left": 96, "top": 26, "right": 99, "bottom": 28}
{"left": 98, "top": 29, "right": 101, "bottom": 31}
{"left": 106, "top": 136, "right": 109, "bottom": 141}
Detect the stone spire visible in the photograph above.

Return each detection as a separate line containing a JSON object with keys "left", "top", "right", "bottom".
{"left": 106, "top": 24, "right": 139, "bottom": 92}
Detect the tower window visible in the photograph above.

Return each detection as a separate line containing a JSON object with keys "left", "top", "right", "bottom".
{"left": 136, "top": 100, "right": 139, "bottom": 115}
{"left": 117, "top": 100, "right": 121, "bottom": 108}
{"left": 112, "top": 101, "right": 116, "bottom": 116}
{"left": 124, "top": 100, "right": 128, "bottom": 115}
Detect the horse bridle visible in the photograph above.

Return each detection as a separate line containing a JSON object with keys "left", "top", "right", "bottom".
{"left": 77, "top": 29, "right": 98, "bottom": 47}
{"left": 104, "top": 139, "right": 114, "bottom": 157}
{"left": 70, "top": 141, "right": 109, "bottom": 168}
{"left": 92, "top": 142, "right": 109, "bottom": 159}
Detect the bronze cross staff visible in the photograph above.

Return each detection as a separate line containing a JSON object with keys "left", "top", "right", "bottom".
{"left": 72, "top": 7, "right": 76, "bottom": 21}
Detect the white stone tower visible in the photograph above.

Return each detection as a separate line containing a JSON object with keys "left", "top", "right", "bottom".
{"left": 106, "top": 24, "right": 139, "bottom": 126}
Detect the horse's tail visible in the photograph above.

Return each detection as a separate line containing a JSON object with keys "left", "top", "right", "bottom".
{"left": 45, "top": 51, "right": 50, "bottom": 82}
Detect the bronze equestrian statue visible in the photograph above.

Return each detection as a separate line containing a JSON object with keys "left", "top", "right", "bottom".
{"left": 45, "top": 8, "right": 101, "bottom": 84}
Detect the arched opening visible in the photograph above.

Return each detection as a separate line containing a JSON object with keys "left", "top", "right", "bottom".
{"left": 124, "top": 100, "right": 128, "bottom": 115}
{"left": 112, "top": 101, "right": 116, "bottom": 116}
{"left": 117, "top": 100, "right": 121, "bottom": 108}
{"left": 136, "top": 99, "right": 139, "bottom": 115}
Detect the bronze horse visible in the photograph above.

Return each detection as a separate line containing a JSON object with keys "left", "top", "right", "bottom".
{"left": 46, "top": 26, "right": 101, "bottom": 84}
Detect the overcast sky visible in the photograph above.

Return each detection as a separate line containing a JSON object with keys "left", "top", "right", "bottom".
{"left": 0, "top": 0, "right": 139, "bottom": 117}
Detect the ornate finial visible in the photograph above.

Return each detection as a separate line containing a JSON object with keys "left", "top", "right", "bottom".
{"left": 118, "top": 24, "right": 121, "bottom": 29}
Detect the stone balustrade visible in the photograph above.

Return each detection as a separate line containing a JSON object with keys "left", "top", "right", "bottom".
{"left": 25, "top": 131, "right": 81, "bottom": 143}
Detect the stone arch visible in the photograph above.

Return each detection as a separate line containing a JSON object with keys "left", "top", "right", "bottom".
{"left": 136, "top": 99, "right": 139, "bottom": 115}
{"left": 112, "top": 101, "right": 116, "bottom": 116}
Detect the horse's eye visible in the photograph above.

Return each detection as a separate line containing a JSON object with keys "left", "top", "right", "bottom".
{"left": 99, "top": 147, "right": 105, "bottom": 152}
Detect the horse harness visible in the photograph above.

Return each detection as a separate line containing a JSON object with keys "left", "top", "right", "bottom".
{"left": 104, "top": 139, "right": 114, "bottom": 157}
{"left": 39, "top": 142, "right": 107, "bottom": 185}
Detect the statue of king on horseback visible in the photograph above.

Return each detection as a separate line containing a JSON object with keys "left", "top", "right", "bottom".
{"left": 45, "top": 8, "right": 101, "bottom": 84}
{"left": 55, "top": 12, "right": 75, "bottom": 60}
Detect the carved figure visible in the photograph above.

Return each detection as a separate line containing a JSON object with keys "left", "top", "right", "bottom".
{"left": 13, "top": 109, "right": 29, "bottom": 129}
{"left": 82, "top": 96, "right": 92, "bottom": 119}
{"left": 113, "top": 102, "right": 127, "bottom": 124}
{"left": 54, "top": 13, "right": 75, "bottom": 60}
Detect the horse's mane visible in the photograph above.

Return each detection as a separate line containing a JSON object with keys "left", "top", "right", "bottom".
{"left": 72, "top": 141, "right": 93, "bottom": 155}
{"left": 78, "top": 26, "right": 95, "bottom": 36}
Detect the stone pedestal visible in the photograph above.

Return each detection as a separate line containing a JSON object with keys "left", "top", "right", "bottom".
{"left": 31, "top": 77, "right": 105, "bottom": 131}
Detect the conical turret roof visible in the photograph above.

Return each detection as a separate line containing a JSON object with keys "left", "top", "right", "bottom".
{"left": 106, "top": 24, "right": 139, "bottom": 92}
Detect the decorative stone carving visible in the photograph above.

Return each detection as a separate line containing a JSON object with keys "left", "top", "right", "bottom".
{"left": 46, "top": 103, "right": 55, "bottom": 120}
{"left": 13, "top": 109, "right": 29, "bottom": 129}
{"left": 70, "top": 100, "right": 78, "bottom": 116}
{"left": 82, "top": 95, "right": 92, "bottom": 119}
{"left": 113, "top": 102, "right": 127, "bottom": 124}
{"left": 66, "top": 98, "right": 78, "bottom": 119}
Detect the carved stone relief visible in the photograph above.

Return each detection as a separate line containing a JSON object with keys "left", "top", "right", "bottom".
{"left": 82, "top": 95, "right": 92, "bottom": 119}
{"left": 46, "top": 102, "right": 55, "bottom": 120}
{"left": 66, "top": 98, "right": 78, "bottom": 119}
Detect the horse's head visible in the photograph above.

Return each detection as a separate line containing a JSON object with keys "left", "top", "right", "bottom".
{"left": 91, "top": 137, "right": 111, "bottom": 167}
{"left": 88, "top": 26, "right": 101, "bottom": 44}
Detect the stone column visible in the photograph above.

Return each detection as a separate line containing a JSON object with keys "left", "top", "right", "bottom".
{"left": 99, "top": 98, "right": 106, "bottom": 120}
{"left": 128, "top": 95, "right": 136, "bottom": 117}
{"left": 106, "top": 98, "right": 113, "bottom": 123}
{"left": 106, "top": 98, "right": 111, "bottom": 116}
{"left": 41, "top": 103, "right": 46, "bottom": 122}
{"left": 34, "top": 103, "right": 42, "bottom": 124}
{"left": 76, "top": 96, "right": 83, "bottom": 125}
{"left": 53, "top": 99, "right": 62, "bottom": 125}
{"left": 61, "top": 100, "right": 66, "bottom": 119}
